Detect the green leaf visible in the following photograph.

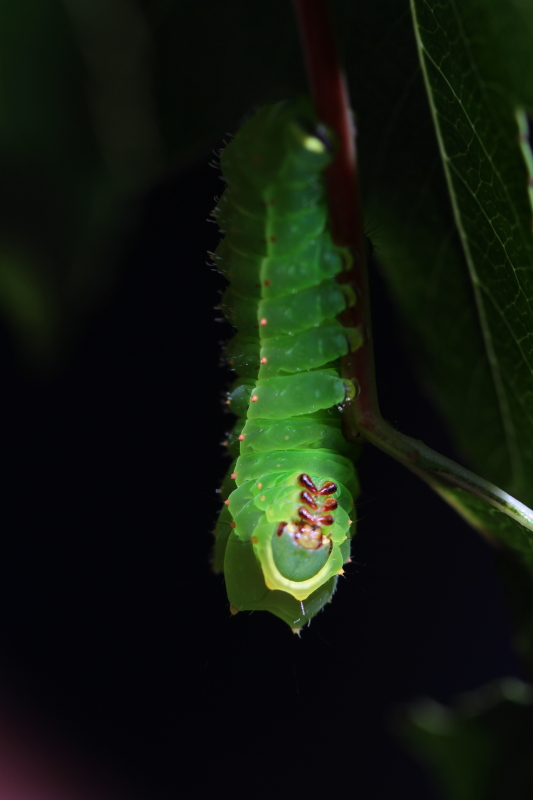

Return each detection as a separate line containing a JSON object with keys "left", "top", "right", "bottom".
{"left": 397, "top": 678, "right": 533, "bottom": 800}
{"left": 409, "top": 0, "right": 533, "bottom": 505}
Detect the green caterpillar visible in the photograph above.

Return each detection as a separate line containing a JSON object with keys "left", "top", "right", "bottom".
{"left": 211, "top": 97, "right": 361, "bottom": 631}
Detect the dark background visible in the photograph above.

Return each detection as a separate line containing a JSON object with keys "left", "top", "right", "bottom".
{"left": 0, "top": 155, "right": 522, "bottom": 799}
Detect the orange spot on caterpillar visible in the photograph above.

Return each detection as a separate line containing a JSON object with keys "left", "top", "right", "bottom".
{"left": 284, "top": 435, "right": 289, "bottom": 440}
{"left": 256, "top": 482, "right": 262, "bottom": 488}
{"left": 251, "top": 395, "right": 258, "bottom": 402}
{"left": 251, "top": 535, "right": 259, "bottom": 544}
{"left": 260, "top": 318, "right": 267, "bottom": 326}
{"left": 231, "top": 472, "right": 237, "bottom": 480}
{"left": 261, "top": 357, "right": 268, "bottom": 364}
{"left": 224, "top": 499, "right": 230, "bottom": 506}
{"left": 229, "top": 605, "right": 239, "bottom": 615}
{"left": 238, "top": 434, "right": 245, "bottom": 441}
{"left": 259, "top": 495, "right": 265, "bottom": 501}
{"left": 349, "top": 519, "right": 353, "bottom": 525}
{"left": 337, "top": 568, "right": 345, "bottom": 576}
{"left": 230, "top": 522, "right": 236, "bottom": 529}
{"left": 264, "top": 280, "right": 270, "bottom": 286}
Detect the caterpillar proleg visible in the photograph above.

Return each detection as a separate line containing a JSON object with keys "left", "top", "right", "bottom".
{"left": 211, "top": 97, "right": 361, "bottom": 630}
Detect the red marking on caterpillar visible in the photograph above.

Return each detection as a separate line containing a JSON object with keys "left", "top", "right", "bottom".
{"left": 298, "top": 474, "right": 318, "bottom": 493}
{"left": 260, "top": 318, "right": 268, "bottom": 326}
{"left": 264, "top": 280, "right": 271, "bottom": 286}
{"left": 300, "top": 490, "right": 318, "bottom": 509}
{"left": 224, "top": 499, "right": 230, "bottom": 506}
{"left": 270, "top": 236, "right": 277, "bottom": 243}
{"left": 276, "top": 522, "right": 287, "bottom": 537}
{"left": 298, "top": 507, "right": 317, "bottom": 524}
{"left": 321, "top": 497, "right": 338, "bottom": 511}
{"left": 318, "top": 481, "right": 337, "bottom": 495}
{"left": 230, "top": 522, "right": 236, "bottom": 529}
{"left": 261, "top": 357, "right": 268, "bottom": 364}
{"left": 238, "top": 434, "right": 245, "bottom": 441}
{"left": 231, "top": 472, "right": 237, "bottom": 479}
{"left": 251, "top": 395, "right": 258, "bottom": 402}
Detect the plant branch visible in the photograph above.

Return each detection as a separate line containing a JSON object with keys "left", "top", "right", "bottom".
{"left": 292, "top": 0, "right": 533, "bottom": 536}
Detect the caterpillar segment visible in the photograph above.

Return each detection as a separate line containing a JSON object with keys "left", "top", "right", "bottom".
{"left": 211, "top": 97, "right": 361, "bottom": 629}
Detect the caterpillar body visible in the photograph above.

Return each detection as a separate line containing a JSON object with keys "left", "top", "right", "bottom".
{"left": 212, "top": 97, "right": 361, "bottom": 630}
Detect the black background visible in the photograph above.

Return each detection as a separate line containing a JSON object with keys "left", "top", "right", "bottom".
{"left": 0, "top": 156, "right": 523, "bottom": 800}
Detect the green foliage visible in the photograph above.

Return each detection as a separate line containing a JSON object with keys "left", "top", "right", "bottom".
{"left": 398, "top": 678, "right": 533, "bottom": 800}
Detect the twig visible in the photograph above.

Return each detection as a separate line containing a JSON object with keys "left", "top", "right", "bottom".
{"left": 292, "top": 0, "right": 533, "bottom": 536}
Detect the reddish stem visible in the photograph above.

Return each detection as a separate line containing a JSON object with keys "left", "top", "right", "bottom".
{"left": 293, "top": 0, "right": 380, "bottom": 434}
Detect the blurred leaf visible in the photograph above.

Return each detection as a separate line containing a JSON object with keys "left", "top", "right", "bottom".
{"left": 0, "top": 0, "right": 165, "bottom": 365}
{"left": 398, "top": 678, "right": 533, "bottom": 800}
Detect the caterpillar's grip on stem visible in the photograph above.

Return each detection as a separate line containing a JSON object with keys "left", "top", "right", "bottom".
{"left": 211, "top": 98, "right": 361, "bottom": 629}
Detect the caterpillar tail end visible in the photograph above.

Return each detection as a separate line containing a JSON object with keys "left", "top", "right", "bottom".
{"left": 223, "top": 531, "right": 345, "bottom": 629}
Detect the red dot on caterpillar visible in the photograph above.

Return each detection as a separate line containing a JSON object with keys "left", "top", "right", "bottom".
{"left": 238, "top": 434, "right": 245, "bottom": 441}
{"left": 251, "top": 395, "right": 258, "bottom": 402}
{"left": 260, "top": 318, "right": 268, "bottom": 326}
{"left": 259, "top": 495, "right": 265, "bottom": 501}
{"left": 264, "top": 280, "right": 270, "bottom": 286}
{"left": 230, "top": 522, "right": 236, "bottom": 529}
{"left": 224, "top": 499, "right": 230, "bottom": 506}
{"left": 260, "top": 357, "right": 268, "bottom": 363}
{"left": 231, "top": 472, "right": 237, "bottom": 479}
{"left": 269, "top": 236, "right": 277, "bottom": 243}
{"left": 276, "top": 522, "right": 287, "bottom": 536}
{"left": 256, "top": 482, "right": 262, "bottom": 488}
